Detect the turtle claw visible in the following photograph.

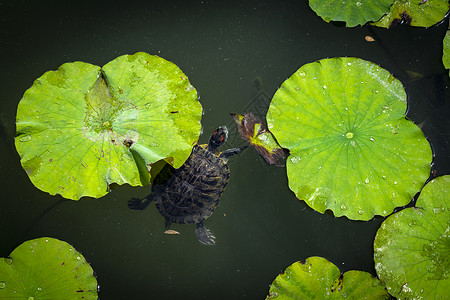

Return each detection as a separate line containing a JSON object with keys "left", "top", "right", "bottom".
{"left": 196, "top": 223, "right": 216, "bottom": 246}
{"left": 128, "top": 197, "right": 152, "bottom": 210}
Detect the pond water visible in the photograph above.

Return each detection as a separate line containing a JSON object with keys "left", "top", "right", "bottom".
{"left": 1, "top": 1, "right": 449, "bottom": 299}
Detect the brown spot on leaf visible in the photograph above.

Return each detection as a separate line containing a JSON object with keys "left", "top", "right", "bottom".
{"left": 389, "top": 11, "right": 412, "bottom": 28}
{"left": 123, "top": 139, "right": 134, "bottom": 148}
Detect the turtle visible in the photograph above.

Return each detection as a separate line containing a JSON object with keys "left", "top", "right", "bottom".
{"left": 128, "top": 126, "right": 245, "bottom": 245}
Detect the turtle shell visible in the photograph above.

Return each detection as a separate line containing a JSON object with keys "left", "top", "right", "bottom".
{"left": 153, "top": 144, "right": 230, "bottom": 224}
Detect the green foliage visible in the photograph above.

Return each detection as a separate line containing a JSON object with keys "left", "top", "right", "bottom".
{"left": 309, "top": 0, "right": 392, "bottom": 27}
{"left": 266, "top": 256, "right": 389, "bottom": 299}
{"left": 0, "top": 237, "right": 98, "bottom": 299}
{"left": 372, "top": 0, "right": 449, "bottom": 28}
{"left": 15, "top": 52, "right": 202, "bottom": 200}
{"left": 374, "top": 175, "right": 450, "bottom": 299}
{"left": 267, "top": 57, "right": 432, "bottom": 220}
{"left": 443, "top": 24, "right": 450, "bottom": 73}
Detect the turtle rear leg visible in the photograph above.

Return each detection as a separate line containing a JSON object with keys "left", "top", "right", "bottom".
{"left": 128, "top": 195, "right": 153, "bottom": 210}
{"left": 195, "top": 221, "right": 216, "bottom": 246}
{"left": 219, "top": 146, "right": 247, "bottom": 160}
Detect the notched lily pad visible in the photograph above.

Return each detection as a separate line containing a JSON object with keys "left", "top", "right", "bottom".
{"left": 231, "top": 112, "right": 286, "bottom": 166}
{"left": 0, "top": 237, "right": 98, "bottom": 299}
{"left": 267, "top": 57, "right": 432, "bottom": 220}
{"left": 308, "top": 0, "right": 393, "bottom": 27}
{"left": 372, "top": 0, "right": 449, "bottom": 28}
{"left": 266, "top": 256, "right": 389, "bottom": 299}
{"left": 15, "top": 52, "right": 202, "bottom": 200}
{"left": 374, "top": 175, "right": 450, "bottom": 299}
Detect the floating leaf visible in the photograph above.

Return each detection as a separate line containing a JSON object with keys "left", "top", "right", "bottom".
{"left": 0, "top": 237, "right": 98, "bottom": 299}
{"left": 231, "top": 112, "right": 286, "bottom": 166}
{"left": 266, "top": 256, "right": 389, "bottom": 299}
{"left": 372, "top": 0, "right": 449, "bottom": 28}
{"left": 443, "top": 23, "right": 450, "bottom": 74}
{"left": 308, "top": 0, "right": 393, "bottom": 27}
{"left": 374, "top": 175, "right": 450, "bottom": 299}
{"left": 266, "top": 57, "right": 432, "bottom": 220}
{"left": 15, "top": 52, "right": 202, "bottom": 200}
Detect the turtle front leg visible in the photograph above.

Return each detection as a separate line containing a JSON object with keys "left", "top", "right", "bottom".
{"left": 195, "top": 221, "right": 216, "bottom": 246}
{"left": 219, "top": 146, "right": 247, "bottom": 160}
{"left": 128, "top": 194, "right": 153, "bottom": 210}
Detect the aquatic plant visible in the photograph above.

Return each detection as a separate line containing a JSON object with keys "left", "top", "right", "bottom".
{"left": 266, "top": 256, "right": 389, "bottom": 299}
{"left": 0, "top": 237, "right": 98, "bottom": 299}
{"left": 309, "top": 0, "right": 392, "bottom": 27}
{"left": 15, "top": 52, "right": 202, "bottom": 200}
{"left": 267, "top": 57, "right": 432, "bottom": 220}
{"left": 372, "top": 0, "right": 450, "bottom": 28}
{"left": 374, "top": 175, "right": 450, "bottom": 299}
{"left": 231, "top": 112, "right": 286, "bottom": 166}
{"left": 444, "top": 23, "right": 450, "bottom": 76}
{"left": 309, "top": 0, "right": 449, "bottom": 28}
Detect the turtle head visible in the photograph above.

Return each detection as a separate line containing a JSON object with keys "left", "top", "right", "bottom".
{"left": 208, "top": 126, "right": 228, "bottom": 153}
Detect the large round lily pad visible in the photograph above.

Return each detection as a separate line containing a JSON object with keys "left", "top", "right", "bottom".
{"left": 15, "top": 52, "right": 202, "bottom": 200}
{"left": 266, "top": 57, "right": 432, "bottom": 220}
{"left": 0, "top": 237, "right": 98, "bottom": 299}
{"left": 372, "top": 0, "right": 449, "bottom": 28}
{"left": 308, "top": 0, "right": 393, "bottom": 27}
{"left": 374, "top": 175, "right": 450, "bottom": 299}
{"left": 266, "top": 256, "right": 389, "bottom": 299}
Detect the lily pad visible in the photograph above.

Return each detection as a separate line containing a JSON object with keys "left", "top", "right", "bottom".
{"left": 15, "top": 52, "right": 202, "bottom": 200}
{"left": 443, "top": 24, "right": 450, "bottom": 74}
{"left": 308, "top": 0, "right": 393, "bottom": 27}
{"left": 266, "top": 256, "right": 389, "bottom": 299}
{"left": 0, "top": 237, "right": 98, "bottom": 299}
{"left": 372, "top": 0, "right": 449, "bottom": 28}
{"left": 231, "top": 112, "right": 286, "bottom": 166}
{"left": 266, "top": 57, "right": 432, "bottom": 220}
{"left": 374, "top": 175, "right": 450, "bottom": 299}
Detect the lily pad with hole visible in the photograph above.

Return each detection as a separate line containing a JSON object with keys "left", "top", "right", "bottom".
{"left": 374, "top": 175, "right": 450, "bottom": 299}
{"left": 372, "top": 0, "right": 449, "bottom": 28}
{"left": 15, "top": 52, "right": 202, "bottom": 200}
{"left": 266, "top": 57, "right": 432, "bottom": 220}
{"left": 266, "top": 256, "right": 389, "bottom": 299}
{"left": 308, "top": 0, "right": 393, "bottom": 27}
{"left": 0, "top": 237, "right": 98, "bottom": 299}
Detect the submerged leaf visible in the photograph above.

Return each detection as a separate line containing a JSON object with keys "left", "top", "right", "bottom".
{"left": 309, "top": 0, "right": 393, "bottom": 27}
{"left": 266, "top": 256, "right": 389, "bottom": 299}
{"left": 0, "top": 237, "right": 98, "bottom": 299}
{"left": 372, "top": 0, "right": 449, "bottom": 28}
{"left": 374, "top": 175, "right": 450, "bottom": 299}
{"left": 231, "top": 112, "right": 286, "bottom": 166}
{"left": 267, "top": 57, "right": 432, "bottom": 220}
{"left": 15, "top": 52, "right": 202, "bottom": 200}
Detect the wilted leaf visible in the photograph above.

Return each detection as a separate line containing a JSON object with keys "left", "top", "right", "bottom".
{"left": 231, "top": 112, "right": 286, "bottom": 166}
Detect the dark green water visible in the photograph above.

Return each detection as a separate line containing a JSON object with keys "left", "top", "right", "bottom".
{"left": 1, "top": 1, "right": 449, "bottom": 299}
